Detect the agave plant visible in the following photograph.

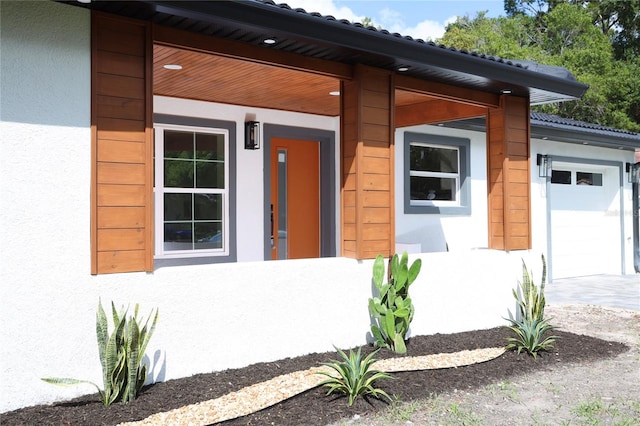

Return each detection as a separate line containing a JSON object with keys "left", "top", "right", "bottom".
{"left": 317, "top": 347, "right": 392, "bottom": 406}
{"left": 42, "top": 300, "right": 158, "bottom": 406}
{"left": 505, "top": 317, "right": 559, "bottom": 359}
{"left": 368, "top": 252, "right": 422, "bottom": 354}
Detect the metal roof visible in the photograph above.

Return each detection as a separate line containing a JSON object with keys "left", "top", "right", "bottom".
{"left": 530, "top": 112, "right": 640, "bottom": 149}
{"left": 63, "top": 0, "right": 588, "bottom": 105}
{"left": 447, "top": 113, "right": 640, "bottom": 151}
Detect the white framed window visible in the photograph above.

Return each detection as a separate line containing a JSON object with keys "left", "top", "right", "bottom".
{"left": 154, "top": 124, "right": 229, "bottom": 258}
{"left": 404, "top": 132, "right": 470, "bottom": 215}
{"left": 409, "top": 142, "right": 461, "bottom": 206}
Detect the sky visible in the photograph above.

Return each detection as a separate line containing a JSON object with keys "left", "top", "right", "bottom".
{"left": 281, "top": 0, "right": 505, "bottom": 41}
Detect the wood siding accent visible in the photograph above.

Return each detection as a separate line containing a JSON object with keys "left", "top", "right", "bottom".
{"left": 395, "top": 99, "right": 486, "bottom": 127}
{"left": 92, "top": 13, "right": 153, "bottom": 274}
{"left": 341, "top": 65, "right": 395, "bottom": 259}
{"left": 395, "top": 75, "right": 500, "bottom": 108}
{"left": 486, "top": 95, "right": 531, "bottom": 251}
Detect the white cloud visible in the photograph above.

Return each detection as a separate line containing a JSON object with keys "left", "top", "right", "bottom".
{"left": 276, "top": 0, "right": 450, "bottom": 41}
{"left": 281, "top": 0, "right": 364, "bottom": 23}
{"left": 375, "top": 7, "right": 446, "bottom": 41}
{"left": 401, "top": 19, "right": 446, "bottom": 41}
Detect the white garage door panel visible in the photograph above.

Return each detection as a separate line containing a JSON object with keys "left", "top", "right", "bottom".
{"left": 550, "top": 165, "right": 620, "bottom": 279}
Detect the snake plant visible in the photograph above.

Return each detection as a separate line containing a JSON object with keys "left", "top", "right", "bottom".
{"left": 42, "top": 300, "right": 158, "bottom": 406}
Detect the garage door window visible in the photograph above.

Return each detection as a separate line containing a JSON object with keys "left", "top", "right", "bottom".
{"left": 576, "top": 172, "right": 603, "bottom": 186}
{"left": 551, "top": 170, "right": 571, "bottom": 184}
{"left": 551, "top": 170, "right": 603, "bottom": 186}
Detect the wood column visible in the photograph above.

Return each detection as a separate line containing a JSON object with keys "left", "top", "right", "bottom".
{"left": 91, "top": 13, "right": 153, "bottom": 274}
{"left": 341, "top": 65, "right": 395, "bottom": 259}
{"left": 487, "top": 95, "right": 531, "bottom": 251}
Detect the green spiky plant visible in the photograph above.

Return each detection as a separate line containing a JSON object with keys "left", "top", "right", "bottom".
{"left": 42, "top": 300, "right": 158, "bottom": 406}
{"left": 317, "top": 347, "right": 392, "bottom": 406}
{"left": 368, "top": 252, "right": 422, "bottom": 354}
{"left": 505, "top": 255, "right": 558, "bottom": 358}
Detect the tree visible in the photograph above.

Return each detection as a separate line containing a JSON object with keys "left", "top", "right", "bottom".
{"left": 506, "top": 0, "right": 640, "bottom": 60}
{"left": 439, "top": 3, "right": 639, "bottom": 131}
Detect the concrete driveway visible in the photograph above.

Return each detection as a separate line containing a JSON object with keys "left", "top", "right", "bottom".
{"left": 546, "top": 274, "right": 640, "bottom": 310}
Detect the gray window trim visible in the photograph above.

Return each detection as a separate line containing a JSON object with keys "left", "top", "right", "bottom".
{"left": 262, "top": 124, "right": 336, "bottom": 260}
{"left": 153, "top": 113, "right": 237, "bottom": 267}
{"left": 404, "top": 132, "right": 471, "bottom": 215}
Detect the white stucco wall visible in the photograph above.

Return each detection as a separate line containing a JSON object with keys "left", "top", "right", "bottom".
{"left": 394, "top": 125, "right": 489, "bottom": 252}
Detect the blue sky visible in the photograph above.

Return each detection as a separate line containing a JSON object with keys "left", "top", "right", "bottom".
{"left": 282, "top": 0, "right": 505, "bottom": 41}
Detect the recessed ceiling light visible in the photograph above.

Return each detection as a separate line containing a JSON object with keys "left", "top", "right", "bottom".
{"left": 397, "top": 66, "right": 409, "bottom": 72}
{"left": 77, "top": 0, "right": 91, "bottom": 3}
{"left": 263, "top": 38, "right": 277, "bottom": 45}
{"left": 329, "top": 91, "right": 340, "bottom": 96}
{"left": 500, "top": 89, "right": 512, "bottom": 94}
{"left": 163, "top": 64, "right": 183, "bottom": 70}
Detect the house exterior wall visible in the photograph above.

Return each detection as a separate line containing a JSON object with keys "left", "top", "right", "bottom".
{"left": 5, "top": 0, "right": 634, "bottom": 414}
{"left": 0, "top": 2, "right": 520, "bottom": 412}
{"left": 394, "top": 125, "right": 490, "bottom": 252}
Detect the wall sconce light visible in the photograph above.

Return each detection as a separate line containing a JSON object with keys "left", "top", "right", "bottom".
{"left": 245, "top": 121, "right": 260, "bottom": 150}
{"left": 537, "top": 154, "right": 551, "bottom": 178}
{"left": 626, "top": 162, "right": 639, "bottom": 183}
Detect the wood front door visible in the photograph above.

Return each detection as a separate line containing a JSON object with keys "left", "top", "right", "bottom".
{"left": 270, "top": 137, "right": 320, "bottom": 260}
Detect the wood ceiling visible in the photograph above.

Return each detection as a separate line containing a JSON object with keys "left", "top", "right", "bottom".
{"left": 154, "top": 44, "right": 450, "bottom": 118}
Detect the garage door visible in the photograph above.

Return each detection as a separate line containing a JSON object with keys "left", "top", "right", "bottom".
{"left": 549, "top": 162, "right": 621, "bottom": 279}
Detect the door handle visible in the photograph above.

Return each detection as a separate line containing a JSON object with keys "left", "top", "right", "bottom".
{"left": 270, "top": 203, "right": 275, "bottom": 249}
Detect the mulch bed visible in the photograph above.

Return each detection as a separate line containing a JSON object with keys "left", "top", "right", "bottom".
{"left": 1, "top": 327, "right": 628, "bottom": 426}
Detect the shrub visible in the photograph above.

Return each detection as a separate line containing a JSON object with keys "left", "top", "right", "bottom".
{"left": 505, "top": 255, "right": 558, "bottom": 358}
{"left": 42, "top": 300, "right": 159, "bottom": 406}
{"left": 317, "top": 347, "right": 392, "bottom": 406}
{"left": 368, "top": 252, "right": 422, "bottom": 354}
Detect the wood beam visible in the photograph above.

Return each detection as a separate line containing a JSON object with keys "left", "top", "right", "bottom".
{"left": 395, "top": 74, "right": 500, "bottom": 108}
{"left": 153, "top": 24, "right": 353, "bottom": 80}
{"left": 395, "top": 99, "right": 486, "bottom": 127}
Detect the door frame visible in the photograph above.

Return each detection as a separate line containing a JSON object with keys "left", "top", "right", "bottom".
{"left": 544, "top": 155, "right": 625, "bottom": 281}
{"left": 262, "top": 124, "right": 336, "bottom": 260}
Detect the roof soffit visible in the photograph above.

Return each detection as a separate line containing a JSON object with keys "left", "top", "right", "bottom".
{"left": 67, "top": 0, "right": 589, "bottom": 105}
